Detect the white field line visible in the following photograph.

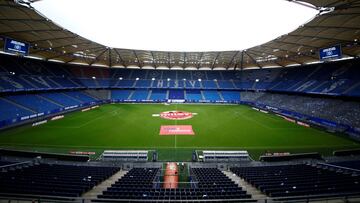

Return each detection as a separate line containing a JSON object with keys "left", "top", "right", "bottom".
{"left": 236, "top": 110, "right": 301, "bottom": 130}
{"left": 174, "top": 103, "right": 178, "bottom": 149}
{"left": 235, "top": 111, "right": 272, "bottom": 129}
{"left": 44, "top": 108, "right": 120, "bottom": 129}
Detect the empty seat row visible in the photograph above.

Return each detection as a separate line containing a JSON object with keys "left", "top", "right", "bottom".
{"left": 0, "top": 163, "right": 119, "bottom": 197}
{"left": 231, "top": 164, "right": 360, "bottom": 197}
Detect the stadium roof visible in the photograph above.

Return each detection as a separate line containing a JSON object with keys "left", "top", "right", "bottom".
{"left": 0, "top": 0, "right": 359, "bottom": 70}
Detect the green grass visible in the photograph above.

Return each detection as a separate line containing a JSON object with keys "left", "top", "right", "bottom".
{"left": 0, "top": 103, "right": 359, "bottom": 161}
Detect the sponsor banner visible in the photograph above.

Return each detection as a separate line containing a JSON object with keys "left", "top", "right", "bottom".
{"left": 266, "top": 106, "right": 278, "bottom": 111}
{"left": 82, "top": 108, "right": 91, "bottom": 112}
{"left": 297, "top": 121, "right": 310, "bottom": 127}
{"left": 284, "top": 117, "right": 296, "bottom": 123}
{"left": 265, "top": 152, "right": 291, "bottom": 156}
{"left": 51, "top": 115, "right": 64, "bottom": 121}
{"left": 29, "top": 114, "right": 37, "bottom": 119}
{"left": 32, "top": 120, "right": 47, "bottom": 127}
{"left": 167, "top": 99, "right": 185, "bottom": 103}
{"left": 160, "top": 125, "right": 195, "bottom": 135}
{"left": 65, "top": 105, "right": 78, "bottom": 110}
{"left": 21, "top": 116, "right": 30, "bottom": 121}
{"left": 69, "top": 151, "right": 96, "bottom": 155}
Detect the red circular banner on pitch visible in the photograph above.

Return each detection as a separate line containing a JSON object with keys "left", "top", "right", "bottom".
{"left": 160, "top": 111, "right": 193, "bottom": 120}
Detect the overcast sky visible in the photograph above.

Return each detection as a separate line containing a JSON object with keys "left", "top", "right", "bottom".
{"left": 32, "top": 0, "right": 317, "bottom": 52}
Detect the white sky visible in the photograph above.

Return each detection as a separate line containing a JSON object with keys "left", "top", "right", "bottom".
{"left": 32, "top": 0, "right": 318, "bottom": 52}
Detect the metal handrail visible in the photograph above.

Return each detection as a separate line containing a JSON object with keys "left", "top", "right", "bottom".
{"left": 0, "top": 160, "right": 34, "bottom": 170}
{"left": 318, "top": 162, "right": 360, "bottom": 173}
{"left": 0, "top": 191, "right": 360, "bottom": 203}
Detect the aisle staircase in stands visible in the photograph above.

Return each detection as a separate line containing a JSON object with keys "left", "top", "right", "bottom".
{"left": 82, "top": 170, "right": 127, "bottom": 200}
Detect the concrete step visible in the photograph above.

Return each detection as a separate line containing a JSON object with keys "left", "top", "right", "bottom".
{"left": 222, "top": 170, "right": 267, "bottom": 200}
{"left": 82, "top": 169, "right": 128, "bottom": 200}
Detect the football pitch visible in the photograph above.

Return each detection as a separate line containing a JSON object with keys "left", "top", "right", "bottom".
{"left": 0, "top": 103, "right": 359, "bottom": 161}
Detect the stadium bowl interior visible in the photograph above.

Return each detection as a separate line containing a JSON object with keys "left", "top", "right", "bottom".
{"left": 0, "top": 0, "right": 360, "bottom": 202}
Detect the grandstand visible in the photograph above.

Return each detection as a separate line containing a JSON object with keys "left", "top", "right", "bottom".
{"left": 0, "top": 0, "right": 360, "bottom": 202}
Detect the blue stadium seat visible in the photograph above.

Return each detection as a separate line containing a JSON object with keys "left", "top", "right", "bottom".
{"left": 203, "top": 91, "right": 221, "bottom": 101}
{"left": 111, "top": 90, "right": 132, "bottom": 100}
{"left": 186, "top": 90, "right": 202, "bottom": 101}
{"left": 169, "top": 90, "right": 184, "bottom": 99}
{"left": 150, "top": 90, "right": 167, "bottom": 100}
{"left": 130, "top": 90, "right": 149, "bottom": 100}
{"left": 221, "top": 91, "right": 240, "bottom": 101}
{"left": 6, "top": 94, "right": 62, "bottom": 113}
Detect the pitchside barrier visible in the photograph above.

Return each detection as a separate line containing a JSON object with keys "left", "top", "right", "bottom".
{"left": 202, "top": 150, "right": 250, "bottom": 162}
{"left": 100, "top": 150, "right": 148, "bottom": 161}
{"left": 0, "top": 101, "right": 103, "bottom": 130}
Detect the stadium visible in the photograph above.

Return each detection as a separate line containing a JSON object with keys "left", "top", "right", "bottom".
{"left": 0, "top": 0, "right": 360, "bottom": 202}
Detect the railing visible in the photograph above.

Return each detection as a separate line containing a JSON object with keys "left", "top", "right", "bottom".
{"left": 0, "top": 192, "right": 360, "bottom": 203}
{"left": 0, "top": 160, "right": 34, "bottom": 171}
{"left": 318, "top": 162, "right": 360, "bottom": 174}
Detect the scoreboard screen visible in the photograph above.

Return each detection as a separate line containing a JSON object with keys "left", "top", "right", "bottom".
{"left": 4, "top": 37, "right": 29, "bottom": 55}
{"left": 319, "top": 45, "right": 342, "bottom": 61}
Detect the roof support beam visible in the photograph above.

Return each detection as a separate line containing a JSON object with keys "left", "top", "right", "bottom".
{"left": 30, "top": 36, "right": 76, "bottom": 43}
{"left": 261, "top": 44, "right": 318, "bottom": 60}
{"left": 247, "top": 49, "right": 284, "bottom": 67}
{"left": 197, "top": 52, "right": 204, "bottom": 69}
{"left": 31, "top": 41, "right": 94, "bottom": 54}
{"left": 113, "top": 49, "right": 126, "bottom": 67}
{"left": 183, "top": 53, "right": 186, "bottom": 68}
{"left": 244, "top": 51, "right": 262, "bottom": 69}
{"left": 132, "top": 50, "right": 142, "bottom": 68}
{"left": 150, "top": 51, "right": 157, "bottom": 68}
{"left": 0, "top": 28, "right": 63, "bottom": 35}
{"left": 45, "top": 52, "right": 69, "bottom": 60}
{"left": 64, "top": 57, "right": 78, "bottom": 64}
{"left": 322, "top": 12, "right": 360, "bottom": 16}
{"left": 227, "top": 51, "right": 240, "bottom": 69}
{"left": 303, "top": 25, "right": 360, "bottom": 31}
{"left": 89, "top": 48, "right": 108, "bottom": 65}
{"left": 288, "top": 34, "right": 354, "bottom": 43}
{"left": 288, "top": 0, "right": 318, "bottom": 10}
{"left": 168, "top": 52, "right": 171, "bottom": 68}
{"left": 274, "top": 40, "right": 319, "bottom": 49}
{"left": 0, "top": 18, "right": 47, "bottom": 22}
{"left": 239, "top": 51, "right": 245, "bottom": 70}
{"left": 108, "top": 48, "right": 112, "bottom": 67}
{"left": 43, "top": 46, "right": 102, "bottom": 60}
{"left": 211, "top": 52, "right": 221, "bottom": 70}
{"left": 324, "top": 0, "right": 345, "bottom": 7}
{"left": 259, "top": 45, "right": 314, "bottom": 62}
{"left": 334, "top": 0, "right": 360, "bottom": 9}
{"left": 45, "top": 46, "right": 105, "bottom": 61}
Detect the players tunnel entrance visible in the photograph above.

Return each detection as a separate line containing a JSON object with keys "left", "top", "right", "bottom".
{"left": 163, "top": 162, "right": 179, "bottom": 189}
